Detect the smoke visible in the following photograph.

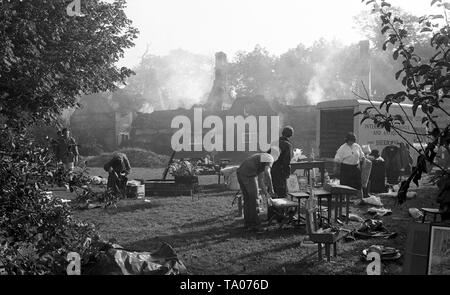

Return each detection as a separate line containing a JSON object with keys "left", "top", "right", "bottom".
{"left": 305, "top": 44, "right": 353, "bottom": 105}
{"left": 306, "top": 64, "right": 326, "bottom": 105}
{"left": 164, "top": 72, "right": 212, "bottom": 110}
{"left": 134, "top": 49, "right": 214, "bottom": 113}
{"left": 140, "top": 103, "right": 154, "bottom": 114}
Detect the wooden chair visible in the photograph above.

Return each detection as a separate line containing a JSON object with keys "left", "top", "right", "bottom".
{"left": 420, "top": 208, "right": 445, "bottom": 223}
{"left": 304, "top": 198, "right": 350, "bottom": 262}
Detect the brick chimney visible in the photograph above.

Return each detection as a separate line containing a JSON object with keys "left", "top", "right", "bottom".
{"left": 205, "top": 52, "right": 230, "bottom": 111}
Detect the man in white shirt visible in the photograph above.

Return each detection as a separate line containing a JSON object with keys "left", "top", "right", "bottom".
{"left": 334, "top": 132, "right": 365, "bottom": 200}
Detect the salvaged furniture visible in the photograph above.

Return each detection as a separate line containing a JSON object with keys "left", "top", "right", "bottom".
{"left": 305, "top": 200, "right": 350, "bottom": 262}
{"left": 420, "top": 208, "right": 445, "bottom": 223}
{"left": 290, "top": 161, "right": 326, "bottom": 185}
{"left": 312, "top": 188, "right": 332, "bottom": 226}
{"left": 267, "top": 197, "right": 299, "bottom": 228}
{"left": 323, "top": 183, "right": 358, "bottom": 224}
{"left": 288, "top": 191, "right": 310, "bottom": 225}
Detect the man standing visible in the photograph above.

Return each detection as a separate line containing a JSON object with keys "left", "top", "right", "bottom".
{"left": 270, "top": 126, "right": 294, "bottom": 198}
{"left": 104, "top": 152, "right": 131, "bottom": 198}
{"left": 57, "top": 128, "right": 79, "bottom": 171}
{"left": 237, "top": 151, "right": 278, "bottom": 229}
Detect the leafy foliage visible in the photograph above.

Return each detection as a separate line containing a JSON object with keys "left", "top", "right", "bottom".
{"left": 0, "top": 0, "right": 138, "bottom": 128}
{"left": 359, "top": 0, "right": 450, "bottom": 211}
{"left": 0, "top": 0, "right": 139, "bottom": 274}
{"left": 86, "top": 148, "right": 170, "bottom": 168}
{"left": 68, "top": 166, "right": 122, "bottom": 209}
{"left": 0, "top": 127, "right": 98, "bottom": 274}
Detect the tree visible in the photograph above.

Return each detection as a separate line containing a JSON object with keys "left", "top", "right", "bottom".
{"left": 273, "top": 44, "right": 314, "bottom": 105}
{"left": 228, "top": 45, "right": 278, "bottom": 98}
{"left": 353, "top": 6, "right": 437, "bottom": 98}
{"left": 0, "top": 0, "right": 138, "bottom": 274}
{"left": 0, "top": 0, "right": 138, "bottom": 127}
{"left": 359, "top": 0, "right": 450, "bottom": 219}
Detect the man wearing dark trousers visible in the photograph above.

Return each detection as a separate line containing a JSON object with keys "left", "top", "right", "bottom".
{"left": 237, "top": 152, "right": 277, "bottom": 229}
{"left": 270, "top": 126, "right": 294, "bottom": 198}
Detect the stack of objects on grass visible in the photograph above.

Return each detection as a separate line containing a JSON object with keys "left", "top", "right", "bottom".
{"left": 126, "top": 180, "right": 145, "bottom": 199}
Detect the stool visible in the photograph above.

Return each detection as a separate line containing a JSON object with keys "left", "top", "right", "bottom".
{"left": 288, "top": 191, "right": 310, "bottom": 225}
{"left": 267, "top": 197, "right": 299, "bottom": 228}
{"left": 421, "top": 208, "right": 444, "bottom": 223}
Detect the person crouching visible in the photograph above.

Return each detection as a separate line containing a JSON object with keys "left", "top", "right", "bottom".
{"left": 104, "top": 152, "right": 131, "bottom": 198}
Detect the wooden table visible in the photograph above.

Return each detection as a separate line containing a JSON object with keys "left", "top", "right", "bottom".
{"left": 322, "top": 183, "right": 358, "bottom": 224}
{"left": 291, "top": 161, "right": 326, "bottom": 185}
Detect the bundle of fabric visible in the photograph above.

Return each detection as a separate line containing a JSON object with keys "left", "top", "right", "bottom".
{"left": 86, "top": 242, "right": 189, "bottom": 275}
{"left": 362, "top": 195, "right": 383, "bottom": 206}
{"left": 91, "top": 176, "right": 107, "bottom": 185}
{"left": 408, "top": 208, "right": 424, "bottom": 220}
{"left": 353, "top": 219, "right": 397, "bottom": 239}
{"left": 367, "top": 207, "right": 392, "bottom": 217}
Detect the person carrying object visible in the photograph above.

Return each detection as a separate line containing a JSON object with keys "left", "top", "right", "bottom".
{"left": 237, "top": 150, "right": 279, "bottom": 229}
{"left": 104, "top": 152, "right": 131, "bottom": 198}
{"left": 334, "top": 132, "right": 365, "bottom": 201}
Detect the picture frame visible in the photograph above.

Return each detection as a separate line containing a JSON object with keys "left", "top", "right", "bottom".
{"left": 427, "top": 224, "right": 450, "bottom": 275}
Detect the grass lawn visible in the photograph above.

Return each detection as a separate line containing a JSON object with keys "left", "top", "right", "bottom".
{"left": 58, "top": 167, "right": 442, "bottom": 275}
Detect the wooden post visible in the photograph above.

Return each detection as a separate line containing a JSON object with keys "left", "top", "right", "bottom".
{"left": 318, "top": 243, "right": 322, "bottom": 261}
{"left": 325, "top": 244, "right": 331, "bottom": 262}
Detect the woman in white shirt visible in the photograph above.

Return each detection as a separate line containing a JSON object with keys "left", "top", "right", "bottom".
{"left": 334, "top": 132, "right": 365, "bottom": 199}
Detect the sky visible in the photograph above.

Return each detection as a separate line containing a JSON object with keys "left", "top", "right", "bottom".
{"left": 115, "top": 0, "right": 442, "bottom": 68}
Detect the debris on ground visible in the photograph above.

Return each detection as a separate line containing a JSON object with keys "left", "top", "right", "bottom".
{"left": 408, "top": 208, "right": 424, "bottom": 220}
{"left": 86, "top": 241, "right": 189, "bottom": 275}
{"left": 361, "top": 245, "right": 401, "bottom": 261}
{"left": 347, "top": 213, "right": 365, "bottom": 223}
{"left": 367, "top": 207, "right": 392, "bottom": 217}
{"left": 362, "top": 195, "right": 383, "bottom": 206}
{"left": 353, "top": 219, "right": 397, "bottom": 239}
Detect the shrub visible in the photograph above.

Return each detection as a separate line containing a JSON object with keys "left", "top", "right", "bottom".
{"left": 0, "top": 127, "right": 99, "bottom": 275}
{"left": 78, "top": 143, "right": 104, "bottom": 157}
{"left": 86, "top": 148, "right": 170, "bottom": 168}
